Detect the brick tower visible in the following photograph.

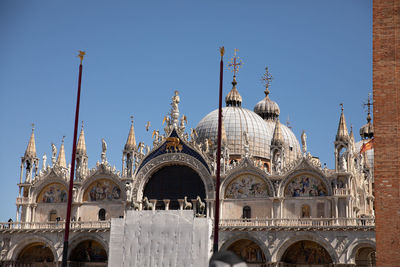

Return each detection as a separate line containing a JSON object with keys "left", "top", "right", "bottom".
{"left": 373, "top": 0, "right": 400, "bottom": 266}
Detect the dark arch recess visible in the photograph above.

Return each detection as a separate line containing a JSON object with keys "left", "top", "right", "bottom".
{"left": 69, "top": 240, "right": 107, "bottom": 263}
{"left": 17, "top": 242, "right": 54, "bottom": 263}
{"left": 143, "top": 165, "right": 206, "bottom": 210}
{"left": 281, "top": 240, "right": 333, "bottom": 265}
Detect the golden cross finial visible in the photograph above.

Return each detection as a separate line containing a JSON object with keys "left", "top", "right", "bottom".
{"left": 130, "top": 115, "right": 134, "bottom": 124}
{"left": 340, "top": 103, "right": 344, "bottom": 112}
{"left": 363, "top": 92, "right": 373, "bottom": 114}
{"left": 78, "top": 51, "right": 86, "bottom": 64}
{"left": 262, "top": 67, "right": 273, "bottom": 88}
{"left": 228, "top": 49, "right": 242, "bottom": 77}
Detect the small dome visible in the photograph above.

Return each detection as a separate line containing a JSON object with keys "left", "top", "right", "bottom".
{"left": 225, "top": 77, "right": 242, "bottom": 107}
{"left": 254, "top": 89, "right": 280, "bottom": 120}
{"left": 360, "top": 114, "right": 374, "bottom": 139}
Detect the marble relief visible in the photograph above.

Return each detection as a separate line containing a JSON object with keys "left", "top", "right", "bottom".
{"left": 225, "top": 175, "right": 268, "bottom": 199}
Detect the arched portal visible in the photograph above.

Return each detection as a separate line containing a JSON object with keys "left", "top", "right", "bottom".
{"left": 227, "top": 239, "right": 266, "bottom": 266}
{"left": 16, "top": 242, "right": 54, "bottom": 265}
{"left": 355, "top": 247, "right": 376, "bottom": 267}
{"left": 143, "top": 165, "right": 206, "bottom": 210}
{"left": 69, "top": 240, "right": 107, "bottom": 264}
{"left": 281, "top": 240, "right": 333, "bottom": 266}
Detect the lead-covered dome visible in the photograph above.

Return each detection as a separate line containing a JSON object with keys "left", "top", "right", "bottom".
{"left": 196, "top": 107, "right": 274, "bottom": 159}
{"left": 254, "top": 89, "right": 280, "bottom": 120}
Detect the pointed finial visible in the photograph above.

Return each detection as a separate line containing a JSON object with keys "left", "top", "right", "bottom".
{"left": 76, "top": 123, "right": 87, "bottom": 156}
{"left": 261, "top": 66, "right": 273, "bottom": 97}
{"left": 25, "top": 124, "right": 37, "bottom": 158}
{"left": 219, "top": 46, "right": 225, "bottom": 58}
{"left": 340, "top": 103, "right": 344, "bottom": 112}
{"left": 62, "top": 136, "right": 65, "bottom": 143}
{"left": 336, "top": 104, "right": 349, "bottom": 141}
{"left": 78, "top": 51, "right": 85, "bottom": 64}
{"left": 57, "top": 137, "right": 67, "bottom": 168}
{"left": 125, "top": 116, "right": 137, "bottom": 151}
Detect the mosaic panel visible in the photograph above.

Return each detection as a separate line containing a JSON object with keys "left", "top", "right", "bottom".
{"left": 285, "top": 175, "right": 327, "bottom": 197}
{"left": 37, "top": 183, "right": 67, "bottom": 203}
{"left": 83, "top": 179, "right": 121, "bottom": 202}
{"left": 225, "top": 174, "right": 269, "bottom": 198}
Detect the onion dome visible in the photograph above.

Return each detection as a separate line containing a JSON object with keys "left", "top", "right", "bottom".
{"left": 76, "top": 122, "right": 87, "bottom": 156}
{"left": 254, "top": 67, "right": 280, "bottom": 120}
{"left": 225, "top": 76, "right": 242, "bottom": 107}
{"left": 254, "top": 88, "right": 280, "bottom": 120}
{"left": 24, "top": 125, "right": 37, "bottom": 158}
{"left": 360, "top": 113, "right": 374, "bottom": 140}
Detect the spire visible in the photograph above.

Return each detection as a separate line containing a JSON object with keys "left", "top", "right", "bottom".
{"left": 336, "top": 104, "right": 349, "bottom": 142}
{"left": 76, "top": 122, "right": 87, "bottom": 155}
{"left": 226, "top": 49, "right": 243, "bottom": 107}
{"left": 24, "top": 124, "right": 37, "bottom": 158}
{"left": 57, "top": 136, "right": 67, "bottom": 168}
{"left": 124, "top": 116, "right": 137, "bottom": 151}
{"left": 271, "top": 120, "right": 284, "bottom": 147}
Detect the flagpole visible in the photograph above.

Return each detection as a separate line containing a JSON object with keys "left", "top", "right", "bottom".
{"left": 213, "top": 47, "right": 224, "bottom": 253}
{"left": 62, "top": 51, "right": 85, "bottom": 267}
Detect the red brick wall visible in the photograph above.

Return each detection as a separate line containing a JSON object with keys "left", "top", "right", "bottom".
{"left": 373, "top": 0, "right": 400, "bottom": 266}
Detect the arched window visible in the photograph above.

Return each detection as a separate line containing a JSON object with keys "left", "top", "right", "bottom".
{"left": 301, "top": 205, "right": 311, "bottom": 218}
{"left": 98, "top": 209, "right": 106, "bottom": 221}
{"left": 49, "top": 210, "right": 57, "bottom": 221}
{"left": 243, "top": 206, "right": 251, "bottom": 220}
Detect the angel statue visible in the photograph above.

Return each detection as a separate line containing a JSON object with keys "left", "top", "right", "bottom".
{"left": 301, "top": 130, "right": 307, "bottom": 154}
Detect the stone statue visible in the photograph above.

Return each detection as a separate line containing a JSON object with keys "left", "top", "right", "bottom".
{"left": 42, "top": 154, "right": 47, "bottom": 170}
{"left": 301, "top": 130, "right": 307, "bottom": 154}
{"left": 152, "top": 130, "right": 159, "bottom": 146}
{"left": 101, "top": 138, "right": 107, "bottom": 163}
{"left": 145, "top": 145, "right": 150, "bottom": 155}
{"left": 339, "top": 153, "right": 347, "bottom": 171}
{"left": 170, "top": 90, "right": 180, "bottom": 126}
{"left": 51, "top": 143, "right": 57, "bottom": 166}
{"left": 138, "top": 142, "right": 144, "bottom": 155}
{"left": 180, "top": 115, "right": 187, "bottom": 132}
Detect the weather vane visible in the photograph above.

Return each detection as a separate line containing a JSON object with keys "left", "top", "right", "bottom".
{"left": 261, "top": 67, "right": 273, "bottom": 89}
{"left": 228, "top": 49, "right": 243, "bottom": 77}
{"left": 78, "top": 51, "right": 86, "bottom": 64}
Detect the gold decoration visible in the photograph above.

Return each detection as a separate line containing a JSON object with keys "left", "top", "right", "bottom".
{"left": 228, "top": 49, "right": 243, "bottom": 77}
{"left": 78, "top": 50, "right": 86, "bottom": 64}
{"left": 261, "top": 66, "right": 273, "bottom": 91}
{"left": 219, "top": 46, "right": 225, "bottom": 57}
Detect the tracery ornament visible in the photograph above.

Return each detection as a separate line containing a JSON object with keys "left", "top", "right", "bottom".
{"left": 225, "top": 174, "right": 269, "bottom": 199}
{"left": 83, "top": 179, "right": 121, "bottom": 202}
{"left": 285, "top": 175, "right": 327, "bottom": 197}
{"left": 37, "top": 183, "right": 67, "bottom": 203}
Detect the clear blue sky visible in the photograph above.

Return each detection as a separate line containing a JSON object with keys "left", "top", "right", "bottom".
{"left": 0, "top": 0, "right": 371, "bottom": 221}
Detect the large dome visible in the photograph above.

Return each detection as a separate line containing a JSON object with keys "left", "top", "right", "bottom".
{"left": 195, "top": 106, "right": 301, "bottom": 161}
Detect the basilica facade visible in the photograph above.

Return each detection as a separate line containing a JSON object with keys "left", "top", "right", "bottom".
{"left": 0, "top": 68, "right": 375, "bottom": 266}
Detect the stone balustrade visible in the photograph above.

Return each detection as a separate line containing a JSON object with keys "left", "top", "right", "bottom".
{"left": 0, "top": 220, "right": 111, "bottom": 232}
{"left": 334, "top": 188, "right": 351, "bottom": 195}
{"left": 220, "top": 217, "right": 375, "bottom": 229}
